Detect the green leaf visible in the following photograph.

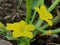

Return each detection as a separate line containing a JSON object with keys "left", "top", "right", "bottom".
{"left": 6, "top": 31, "right": 14, "bottom": 40}
{"left": 31, "top": 0, "right": 40, "bottom": 9}
{"left": 0, "top": 22, "right": 6, "bottom": 34}
{"left": 6, "top": 31, "right": 18, "bottom": 40}
{"left": 25, "top": 0, "right": 31, "bottom": 23}
{"left": 18, "top": 37, "right": 30, "bottom": 45}
{"left": 0, "top": 29, "right": 5, "bottom": 34}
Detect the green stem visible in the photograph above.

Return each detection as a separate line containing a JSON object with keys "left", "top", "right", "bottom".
{"left": 35, "top": 20, "right": 43, "bottom": 29}
{"left": 42, "top": 28, "right": 60, "bottom": 36}
{"left": 17, "top": 43, "right": 24, "bottom": 45}
{"left": 41, "top": 0, "right": 44, "bottom": 5}
{"left": 37, "top": 28, "right": 60, "bottom": 35}
{"left": 30, "top": 11, "right": 36, "bottom": 23}
{"left": 31, "top": 0, "right": 42, "bottom": 23}
{"left": 34, "top": 16, "right": 60, "bottom": 35}
{"left": 25, "top": 0, "right": 31, "bottom": 24}
{"left": 17, "top": 38, "right": 30, "bottom": 45}
{"left": 37, "top": 29, "right": 46, "bottom": 33}
{"left": 35, "top": 16, "right": 60, "bottom": 34}
{"left": 48, "top": 0, "right": 60, "bottom": 12}
{"left": 52, "top": 28, "right": 60, "bottom": 34}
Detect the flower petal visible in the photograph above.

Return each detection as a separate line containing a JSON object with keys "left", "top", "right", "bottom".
{"left": 6, "top": 22, "right": 20, "bottom": 31}
{"left": 19, "top": 20, "right": 27, "bottom": 29}
{"left": 34, "top": 7, "right": 40, "bottom": 15}
{"left": 6, "top": 23, "right": 14, "bottom": 30}
{"left": 45, "top": 19, "right": 53, "bottom": 26}
{"left": 34, "top": 7, "right": 40, "bottom": 12}
{"left": 23, "top": 32, "right": 33, "bottom": 39}
{"left": 40, "top": 5, "right": 47, "bottom": 13}
{"left": 25, "top": 24, "right": 34, "bottom": 31}
{"left": 45, "top": 12, "right": 53, "bottom": 19}
{"left": 41, "top": 5, "right": 53, "bottom": 19}
{"left": 13, "top": 22, "right": 20, "bottom": 30}
{"left": 40, "top": 5, "right": 49, "bottom": 20}
{"left": 13, "top": 31, "right": 23, "bottom": 38}
{"left": 34, "top": 7, "right": 44, "bottom": 20}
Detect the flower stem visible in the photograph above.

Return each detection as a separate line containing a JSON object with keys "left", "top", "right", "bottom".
{"left": 41, "top": 28, "right": 60, "bottom": 36}
{"left": 17, "top": 38, "right": 30, "bottom": 45}
{"left": 36, "top": 16, "right": 60, "bottom": 34}
{"left": 25, "top": 0, "right": 31, "bottom": 24}
{"left": 35, "top": 20, "right": 43, "bottom": 29}
{"left": 30, "top": 0, "right": 42, "bottom": 23}
{"left": 52, "top": 28, "right": 60, "bottom": 34}
{"left": 48, "top": 0, "right": 60, "bottom": 12}
{"left": 40, "top": 0, "right": 44, "bottom": 5}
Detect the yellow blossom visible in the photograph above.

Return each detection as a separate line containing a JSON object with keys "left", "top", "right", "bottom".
{"left": 42, "top": 30, "right": 52, "bottom": 36}
{"left": 6, "top": 20, "right": 34, "bottom": 39}
{"left": 46, "top": 30, "right": 52, "bottom": 35}
{"left": 35, "top": 5, "right": 53, "bottom": 26}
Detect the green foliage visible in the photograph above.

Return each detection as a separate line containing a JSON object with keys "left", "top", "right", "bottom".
{"left": 0, "top": 23, "right": 6, "bottom": 34}
{"left": 31, "top": 0, "right": 40, "bottom": 9}
{"left": 17, "top": 37, "right": 30, "bottom": 45}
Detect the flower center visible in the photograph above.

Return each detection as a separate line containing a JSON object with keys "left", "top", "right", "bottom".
{"left": 20, "top": 28, "right": 25, "bottom": 32}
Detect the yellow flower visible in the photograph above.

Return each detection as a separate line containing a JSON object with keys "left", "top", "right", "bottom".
{"left": 42, "top": 30, "right": 52, "bottom": 36}
{"left": 46, "top": 30, "right": 52, "bottom": 35}
{"left": 35, "top": 5, "right": 53, "bottom": 26}
{"left": 6, "top": 20, "right": 34, "bottom": 39}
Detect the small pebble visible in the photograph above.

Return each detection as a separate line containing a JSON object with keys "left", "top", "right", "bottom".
{"left": 0, "top": 39, "right": 13, "bottom": 45}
